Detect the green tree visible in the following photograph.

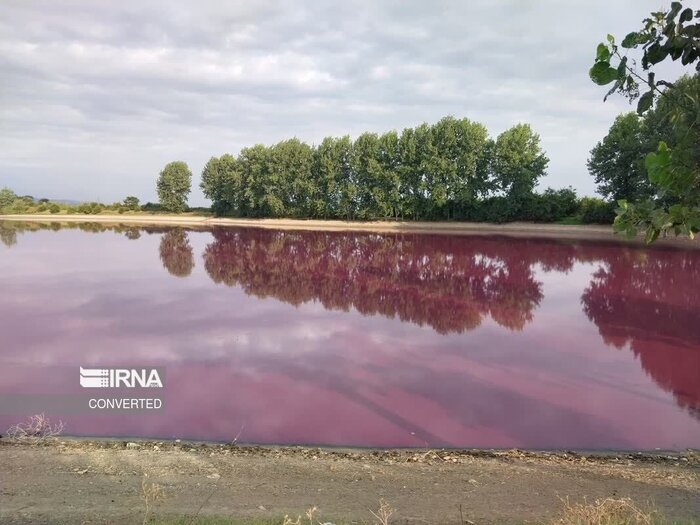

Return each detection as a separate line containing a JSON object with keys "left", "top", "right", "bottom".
{"left": 377, "top": 131, "right": 402, "bottom": 219}
{"left": 270, "top": 138, "right": 314, "bottom": 218}
{"left": 123, "top": 196, "right": 140, "bottom": 210}
{"left": 201, "top": 154, "right": 242, "bottom": 216}
{"left": 157, "top": 161, "right": 192, "bottom": 213}
{"left": 397, "top": 127, "right": 419, "bottom": 219}
{"left": 352, "top": 132, "right": 385, "bottom": 220}
{"left": 492, "top": 124, "right": 549, "bottom": 200}
{"left": 587, "top": 113, "right": 655, "bottom": 202}
{"left": 447, "top": 117, "right": 491, "bottom": 218}
{"left": 589, "top": 1, "right": 700, "bottom": 241}
{"left": 0, "top": 187, "right": 17, "bottom": 209}
{"left": 313, "top": 136, "right": 353, "bottom": 218}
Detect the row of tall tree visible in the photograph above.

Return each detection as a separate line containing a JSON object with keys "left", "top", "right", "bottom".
{"left": 199, "top": 118, "right": 550, "bottom": 221}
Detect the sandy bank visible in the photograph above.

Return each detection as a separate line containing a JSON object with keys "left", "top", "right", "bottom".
{"left": 2, "top": 213, "right": 699, "bottom": 247}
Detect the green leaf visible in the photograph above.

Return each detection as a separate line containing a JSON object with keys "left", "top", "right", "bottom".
{"left": 645, "top": 141, "right": 671, "bottom": 184}
{"left": 645, "top": 43, "right": 669, "bottom": 65}
{"left": 636, "top": 90, "right": 654, "bottom": 114}
{"left": 645, "top": 227, "right": 660, "bottom": 244}
{"left": 667, "top": 2, "right": 683, "bottom": 22}
{"left": 589, "top": 62, "right": 620, "bottom": 85}
{"left": 621, "top": 32, "right": 639, "bottom": 48}
{"left": 679, "top": 8, "right": 693, "bottom": 23}
{"left": 596, "top": 43, "right": 611, "bottom": 61}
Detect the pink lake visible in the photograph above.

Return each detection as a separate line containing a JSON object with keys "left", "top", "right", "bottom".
{"left": 0, "top": 221, "right": 698, "bottom": 450}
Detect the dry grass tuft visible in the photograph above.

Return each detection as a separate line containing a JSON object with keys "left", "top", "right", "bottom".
{"left": 553, "top": 497, "right": 659, "bottom": 525}
{"left": 5, "top": 413, "right": 64, "bottom": 441}
{"left": 142, "top": 474, "right": 166, "bottom": 525}
{"left": 370, "top": 498, "right": 394, "bottom": 525}
{"left": 282, "top": 506, "right": 319, "bottom": 525}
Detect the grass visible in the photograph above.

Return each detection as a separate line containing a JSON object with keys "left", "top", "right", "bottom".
{"left": 556, "top": 215, "right": 584, "bottom": 225}
{"left": 151, "top": 518, "right": 291, "bottom": 525}
{"left": 146, "top": 497, "right": 692, "bottom": 525}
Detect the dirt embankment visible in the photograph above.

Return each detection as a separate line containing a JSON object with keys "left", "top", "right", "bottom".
{"left": 3, "top": 213, "right": 699, "bottom": 247}
{"left": 1, "top": 439, "right": 698, "bottom": 524}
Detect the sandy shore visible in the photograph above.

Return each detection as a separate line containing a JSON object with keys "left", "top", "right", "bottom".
{"left": 1, "top": 439, "right": 698, "bottom": 524}
{"left": 2, "top": 213, "right": 698, "bottom": 246}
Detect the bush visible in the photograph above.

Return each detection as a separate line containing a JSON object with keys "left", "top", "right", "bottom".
{"left": 579, "top": 197, "right": 616, "bottom": 224}
{"left": 141, "top": 202, "right": 163, "bottom": 212}
{"left": 49, "top": 204, "right": 61, "bottom": 214}
{"left": 123, "top": 196, "right": 140, "bottom": 210}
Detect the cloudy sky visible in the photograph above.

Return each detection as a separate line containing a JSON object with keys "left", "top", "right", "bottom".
{"left": 0, "top": 1, "right": 673, "bottom": 205}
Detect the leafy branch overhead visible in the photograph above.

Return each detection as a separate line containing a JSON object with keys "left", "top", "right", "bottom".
{"left": 589, "top": 1, "right": 700, "bottom": 243}
{"left": 590, "top": 2, "right": 699, "bottom": 115}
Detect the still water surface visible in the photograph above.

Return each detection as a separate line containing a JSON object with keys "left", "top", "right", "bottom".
{"left": 0, "top": 221, "right": 698, "bottom": 449}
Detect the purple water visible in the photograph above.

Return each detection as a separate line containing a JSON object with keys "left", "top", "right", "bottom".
{"left": 0, "top": 221, "right": 698, "bottom": 449}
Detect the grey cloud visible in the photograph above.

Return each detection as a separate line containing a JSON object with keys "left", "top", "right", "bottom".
{"left": 0, "top": 0, "right": 670, "bottom": 203}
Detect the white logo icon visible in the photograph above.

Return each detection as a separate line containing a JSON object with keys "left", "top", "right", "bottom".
{"left": 79, "top": 367, "right": 163, "bottom": 388}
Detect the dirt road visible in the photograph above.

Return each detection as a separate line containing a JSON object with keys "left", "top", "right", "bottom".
{"left": 1, "top": 440, "right": 698, "bottom": 524}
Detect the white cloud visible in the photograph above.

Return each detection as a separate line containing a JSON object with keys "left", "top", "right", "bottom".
{"left": 0, "top": 0, "right": 680, "bottom": 204}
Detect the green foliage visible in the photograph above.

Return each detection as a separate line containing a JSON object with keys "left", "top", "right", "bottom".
{"left": 76, "top": 202, "right": 103, "bottom": 215}
{"left": 202, "top": 116, "right": 542, "bottom": 222}
{"left": 49, "top": 203, "right": 61, "bottom": 214}
{"left": 0, "top": 187, "right": 17, "bottom": 209}
{"left": 579, "top": 197, "right": 617, "bottom": 224}
{"left": 590, "top": 2, "right": 700, "bottom": 242}
{"left": 141, "top": 202, "right": 163, "bottom": 212}
{"left": 587, "top": 113, "right": 655, "bottom": 202}
{"left": 157, "top": 161, "right": 192, "bottom": 213}
{"left": 491, "top": 123, "right": 549, "bottom": 199}
{"left": 590, "top": 2, "right": 699, "bottom": 114}
{"left": 123, "top": 196, "right": 140, "bottom": 210}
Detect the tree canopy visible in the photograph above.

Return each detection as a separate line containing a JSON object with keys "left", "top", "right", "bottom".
{"left": 587, "top": 112, "right": 654, "bottom": 202}
{"left": 200, "top": 116, "right": 549, "bottom": 221}
{"left": 0, "top": 187, "right": 17, "bottom": 209}
{"left": 157, "top": 161, "right": 192, "bottom": 213}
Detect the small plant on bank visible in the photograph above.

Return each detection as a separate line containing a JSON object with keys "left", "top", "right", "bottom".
{"left": 370, "top": 499, "right": 394, "bottom": 525}
{"left": 5, "top": 413, "right": 64, "bottom": 442}
{"left": 142, "top": 474, "right": 166, "bottom": 525}
{"left": 554, "top": 497, "right": 657, "bottom": 525}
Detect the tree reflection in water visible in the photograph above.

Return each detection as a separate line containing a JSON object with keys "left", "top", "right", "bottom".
{"left": 581, "top": 245, "right": 700, "bottom": 417}
{"left": 201, "top": 228, "right": 576, "bottom": 333}
{"left": 159, "top": 229, "right": 195, "bottom": 277}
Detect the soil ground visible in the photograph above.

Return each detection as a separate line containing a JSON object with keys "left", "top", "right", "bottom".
{"left": 1, "top": 439, "right": 698, "bottom": 524}
{"left": 2, "top": 213, "right": 699, "bottom": 247}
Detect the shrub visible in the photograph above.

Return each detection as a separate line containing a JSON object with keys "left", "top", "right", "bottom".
{"left": 49, "top": 204, "right": 61, "bottom": 214}
{"left": 579, "top": 197, "right": 616, "bottom": 224}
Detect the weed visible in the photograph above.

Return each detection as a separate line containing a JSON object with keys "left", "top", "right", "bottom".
{"left": 5, "top": 413, "right": 64, "bottom": 441}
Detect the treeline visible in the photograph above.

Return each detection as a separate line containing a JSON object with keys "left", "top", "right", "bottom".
{"left": 200, "top": 116, "right": 615, "bottom": 224}
{"left": 0, "top": 188, "right": 209, "bottom": 216}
